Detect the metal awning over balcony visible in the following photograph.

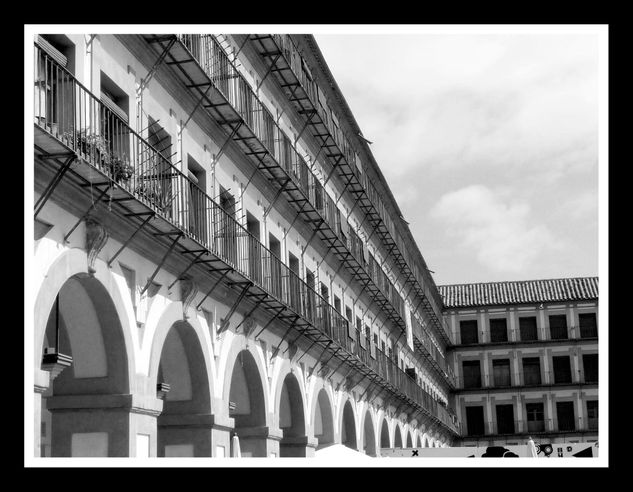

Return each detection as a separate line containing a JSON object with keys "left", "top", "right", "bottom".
{"left": 248, "top": 34, "right": 452, "bottom": 348}
{"left": 32, "top": 42, "right": 459, "bottom": 437}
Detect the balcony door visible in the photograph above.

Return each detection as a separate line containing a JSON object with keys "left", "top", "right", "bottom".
{"left": 466, "top": 406, "right": 485, "bottom": 437}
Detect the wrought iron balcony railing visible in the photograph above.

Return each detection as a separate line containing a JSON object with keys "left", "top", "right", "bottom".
{"left": 451, "top": 325, "right": 599, "bottom": 347}
{"left": 248, "top": 34, "right": 452, "bottom": 346}
{"left": 454, "top": 369, "right": 599, "bottom": 391}
{"left": 149, "top": 34, "right": 454, "bottom": 388}
{"left": 465, "top": 417, "right": 598, "bottom": 437}
{"left": 33, "top": 42, "right": 460, "bottom": 436}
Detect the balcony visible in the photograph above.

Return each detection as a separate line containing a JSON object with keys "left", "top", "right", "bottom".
{"left": 137, "top": 34, "right": 455, "bottom": 389}
{"left": 454, "top": 369, "right": 599, "bottom": 391}
{"left": 246, "top": 34, "right": 452, "bottom": 347}
{"left": 465, "top": 417, "right": 598, "bottom": 438}
{"left": 32, "top": 42, "right": 460, "bottom": 437}
{"left": 450, "top": 325, "right": 598, "bottom": 348}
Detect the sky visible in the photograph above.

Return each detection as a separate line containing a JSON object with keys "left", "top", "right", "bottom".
{"left": 314, "top": 30, "right": 601, "bottom": 286}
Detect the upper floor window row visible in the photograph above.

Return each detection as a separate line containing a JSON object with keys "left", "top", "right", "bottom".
{"left": 458, "top": 312, "right": 597, "bottom": 345}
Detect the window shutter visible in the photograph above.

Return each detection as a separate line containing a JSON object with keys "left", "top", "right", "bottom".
{"left": 37, "top": 36, "right": 68, "bottom": 67}
{"left": 346, "top": 319, "right": 355, "bottom": 339}
{"left": 100, "top": 92, "right": 129, "bottom": 123}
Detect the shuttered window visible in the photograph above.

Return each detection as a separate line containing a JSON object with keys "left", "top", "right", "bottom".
{"left": 38, "top": 35, "right": 67, "bottom": 67}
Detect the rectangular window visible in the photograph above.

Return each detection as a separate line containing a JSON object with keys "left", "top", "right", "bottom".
{"left": 553, "top": 355, "right": 572, "bottom": 384}
{"left": 147, "top": 117, "right": 174, "bottom": 217}
{"left": 269, "top": 234, "right": 282, "bottom": 299}
{"left": 583, "top": 353, "right": 598, "bottom": 383}
{"left": 345, "top": 307, "right": 354, "bottom": 341}
{"left": 522, "top": 357, "right": 542, "bottom": 385}
{"left": 549, "top": 314, "right": 568, "bottom": 340}
{"left": 492, "top": 359, "right": 511, "bottom": 387}
{"left": 460, "top": 320, "right": 478, "bottom": 344}
{"left": 462, "top": 360, "right": 482, "bottom": 389}
{"left": 526, "top": 402, "right": 545, "bottom": 432}
{"left": 288, "top": 254, "right": 301, "bottom": 312}
{"left": 490, "top": 318, "right": 508, "bottom": 343}
{"left": 579, "top": 313, "right": 598, "bottom": 338}
{"left": 519, "top": 316, "right": 538, "bottom": 341}
{"left": 305, "top": 269, "right": 316, "bottom": 321}
{"left": 586, "top": 400, "right": 598, "bottom": 430}
{"left": 188, "top": 155, "right": 207, "bottom": 243}
{"left": 556, "top": 401, "right": 575, "bottom": 431}
{"left": 466, "top": 406, "right": 485, "bottom": 436}
{"left": 496, "top": 404, "right": 515, "bottom": 434}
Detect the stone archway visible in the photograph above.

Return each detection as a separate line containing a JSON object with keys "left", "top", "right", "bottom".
{"left": 155, "top": 320, "right": 213, "bottom": 457}
{"left": 422, "top": 434, "right": 430, "bottom": 448}
{"left": 394, "top": 425, "right": 403, "bottom": 448}
{"left": 226, "top": 349, "right": 268, "bottom": 457}
{"left": 313, "top": 388, "right": 335, "bottom": 450}
{"left": 362, "top": 410, "right": 376, "bottom": 456}
{"left": 380, "top": 418, "right": 390, "bottom": 449}
{"left": 38, "top": 274, "right": 130, "bottom": 457}
{"left": 406, "top": 430, "right": 413, "bottom": 448}
{"left": 278, "top": 372, "right": 308, "bottom": 457}
{"left": 340, "top": 399, "right": 357, "bottom": 450}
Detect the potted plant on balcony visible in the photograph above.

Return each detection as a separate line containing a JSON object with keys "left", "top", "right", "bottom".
{"left": 109, "top": 153, "right": 134, "bottom": 182}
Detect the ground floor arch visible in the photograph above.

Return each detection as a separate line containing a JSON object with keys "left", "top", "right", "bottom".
{"left": 226, "top": 348, "right": 269, "bottom": 457}
{"left": 394, "top": 426, "right": 403, "bottom": 448}
{"left": 38, "top": 273, "right": 132, "bottom": 457}
{"left": 313, "top": 388, "right": 335, "bottom": 450}
{"left": 340, "top": 399, "right": 357, "bottom": 450}
{"left": 278, "top": 372, "right": 308, "bottom": 456}
{"left": 362, "top": 410, "right": 377, "bottom": 456}
{"left": 155, "top": 320, "right": 213, "bottom": 457}
{"left": 380, "top": 418, "right": 390, "bottom": 449}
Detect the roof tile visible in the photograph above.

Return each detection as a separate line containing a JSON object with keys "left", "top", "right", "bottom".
{"left": 438, "top": 277, "right": 598, "bottom": 308}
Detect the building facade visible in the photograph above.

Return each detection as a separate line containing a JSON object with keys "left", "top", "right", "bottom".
{"left": 31, "top": 33, "right": 599, "bottom": 459}
{"left": 440, "top": 278, "right": 599, "bottom": 448}
{"left": 32, "top": 33, "right": 459, "bottom": 458}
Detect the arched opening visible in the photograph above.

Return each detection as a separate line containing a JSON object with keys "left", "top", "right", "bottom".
{"left": 417, "top": 435, "right": 423, "bottom": 448}
{"left": 314, "top": 389, "right": 334, "bottom": 449}
{"left": 340, "top": 400, "right": 357, "bottom": 450}
{"left": 157, "top": 321, "right": 212, "bottom": 457}
{"left": 228, "top": 350, "right": 267, "bottom": 457}
{"left": 406, "top": 431, "right": 413, "bottom": 448}
{"left": 278, "top": 373, "right": 307, "bottom": 457}
{"left": 380, "top": 419, "right": 390, "bottom": 449}
{"left": 39, "top": 274, "right": 129, "bottom": 457}
{"left": 362, "top": 411, "right": 376, "bottom": 456}
{"left": 394, "top": 426, "right": 403, "bottom": 448}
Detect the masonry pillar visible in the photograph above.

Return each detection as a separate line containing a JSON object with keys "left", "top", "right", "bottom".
{"left": 34, "top": 369, "right": 50, "bottom": 458}
{"left": 235, "top": 425, "right": 283, "bottom": 457}
{"left": 46, "top": 393, "right": 162, "bottom": 457}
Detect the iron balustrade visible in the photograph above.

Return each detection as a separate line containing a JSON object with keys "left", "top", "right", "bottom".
{"left": 173, "top": 34, "right": 455, "bottom": 388}
{"left": 34, "top": 42, "right": 460, "bottom": 436}
{"left": 454, "top": 369, "right": 599, "bottom": 390}
{"left": 467, "top": 418, "right": 596, "bottom": 437}
{"left": 248, "top": 34, "right": 451, "bottom": 346}
{"left": 451, "top": 325, "right": 599, "bottom": 347}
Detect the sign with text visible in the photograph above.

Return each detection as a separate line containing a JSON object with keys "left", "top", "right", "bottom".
{"left": 380, "top": 442, "right": 598, "bottom": 458}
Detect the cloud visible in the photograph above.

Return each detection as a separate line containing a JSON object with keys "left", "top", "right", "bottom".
{"left": 316, "top": 33, "right": 598, "bottom": 184}
{"left": 314, "top": 32, "right": 599, "bottom": 283}
{"left": 429, "top": 185, "right": 564, "bottom": 274}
